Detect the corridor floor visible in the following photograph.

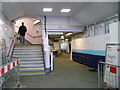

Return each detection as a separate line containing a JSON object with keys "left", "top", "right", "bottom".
{"left": 20, "top": 53, "right": 98, "bottom": 88}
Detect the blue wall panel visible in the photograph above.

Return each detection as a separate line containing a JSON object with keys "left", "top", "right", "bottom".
{"left": 72, "top": 49, "right": 105, "bottom": 56}
{"left": 72, "top": 52, "right": 105, "bottom": 68}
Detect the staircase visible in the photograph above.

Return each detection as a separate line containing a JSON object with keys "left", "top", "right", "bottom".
{"left": 12, "top": 45, "right": 45, "bottom": 75}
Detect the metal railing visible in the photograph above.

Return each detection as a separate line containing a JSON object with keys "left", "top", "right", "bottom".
{"left": 0, "top": 57, "right": 20, "bottom": 89}
{"left": 98, "top": 61, "right": 120, "bottom": 88}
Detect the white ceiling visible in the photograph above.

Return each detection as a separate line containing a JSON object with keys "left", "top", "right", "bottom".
{"left": 73, "top": 2, "right": 118, "bottom": 25}
{"left": 2, "top": 2, "right": 118, "bottom": 25}
{"left": 2, "top": 0, "right": 119, "bottom": 2}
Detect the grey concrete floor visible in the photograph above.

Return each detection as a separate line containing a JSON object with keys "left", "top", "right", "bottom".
{"left": 20, "top": 53, "right": 98, "bottom": 88}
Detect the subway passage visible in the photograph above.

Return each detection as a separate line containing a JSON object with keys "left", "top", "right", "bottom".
{"left": 0, "top": 1, "right": 119, "bottom": 89}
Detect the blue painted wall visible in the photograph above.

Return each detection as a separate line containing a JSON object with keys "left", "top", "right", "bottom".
{"left": 72, "top": 49, "right": 105, "bottom": 68}
{"left": 72, "top": 49, "right": 105, "bottom": 56}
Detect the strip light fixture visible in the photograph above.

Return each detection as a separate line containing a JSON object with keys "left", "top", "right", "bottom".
{"left": 48, "top": 32, "right": 63, "bottom": 35}
{"left": 0, "top": 20, "right": 3, "bottom": 24}
{"left": 61, "top": 9, "right": 71, "bottom": 12}
{"left": 66, "top": 33, "right": 72, "bottom": 36}
{"left": 61, "top": 36, "right": 64, "bottom": 39}
{"left": 43, "top": 8, "right": 53, "bottom": 12}
{"left": 34, "top": 20, "right": 40, "bottom": 25}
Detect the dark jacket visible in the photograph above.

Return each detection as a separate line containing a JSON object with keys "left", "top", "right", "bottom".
{"left": 18, "top": 26, "right": 27, "bottom": 36}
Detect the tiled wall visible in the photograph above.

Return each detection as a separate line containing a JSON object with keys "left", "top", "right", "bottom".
{"left": 0, "top": 12, "right": 14, "bottom": 56}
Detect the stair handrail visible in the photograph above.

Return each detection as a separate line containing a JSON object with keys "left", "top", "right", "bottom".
{"left": 40, "top": 35, "right": 46, "bottom": 70}
{"left": 8, "top": 39, "right": 14, "bottom": 57}
{"left": 26, "top": 33, "right": 42, "bottom": 38}
{"left": 41, "top": 35, "right": 45, "bottom": 55}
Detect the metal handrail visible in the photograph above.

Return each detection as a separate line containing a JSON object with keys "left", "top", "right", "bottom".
{"left": 1, "top": 57, "right": 19, "bottom": 67}
{"left": 41, "top": 35, "right": 45, "bottom": 69}
{"left": 0, "top": 57, "right": 20, "bottom": 88}
{"left": 98, "top": 61, "right": 120, "bottom": 88}
{"left": 99, "top": 61, "right": 120, "bottom": 68}
{"left": 15, "top": 25, "right": 42, "bottom": 38}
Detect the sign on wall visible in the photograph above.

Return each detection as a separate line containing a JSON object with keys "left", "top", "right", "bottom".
{"left": 104, "top": 44, "right": 120, "bottom": 88}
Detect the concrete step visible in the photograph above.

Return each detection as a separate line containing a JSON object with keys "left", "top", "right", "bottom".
{"left": 14, "top": 49, "right": 42, "bottom": 52}
{"left": 13, "top": 52, "right": 43, "bottom": 55}
{"left": 20, "top": 61, "right": 44, "bottom": 64}
{"left": 19, "top": 57, "right": 43, "bottom": 61}
{"left": 14, "top": 47, "right": 42, "bottom": 50}
{"left": 12, "top": 55, "right": 43, "bottom": 58}
{"left": 20, "top": 64, "right": 44, "bottom": 68}
{"left": 14, "top": 48, "right": 42, "bottom": 50}
{"left": 19, "top": 72, "right": 45, "bottom": 76}
{"left": 20, "top": 60, "right": 44, "bottom": 62}
{"left": 20, "top": 67, "right": 44, "bottom": 72}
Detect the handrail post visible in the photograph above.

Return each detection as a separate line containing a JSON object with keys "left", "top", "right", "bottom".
{"left": 44, "top": 45, "right": 51, "bottom": 74}
{"left": 98, "top": 62, "right": 100, "bottom": 88}
{"left": 50, "top": 52, "right": 54, "bottom": 72}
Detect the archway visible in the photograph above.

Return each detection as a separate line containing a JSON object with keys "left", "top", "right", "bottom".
{"left": 14, "top": 17, "right": 43, "bottom": 45}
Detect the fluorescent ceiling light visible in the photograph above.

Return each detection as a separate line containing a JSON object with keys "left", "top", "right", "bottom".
{"left": 43, "top": 8, "right": 53, "bottom": 12}
{"left": 34, "top": 20, "right": 40, "bottom": 25}
{"left": 61, "top": 9, "right": 71, "bottom": 12}
{"left": 48, "top": 32, "right": 63, "bottom": 35}
{"left": 61, "top": 36, "right": 64, "bottom": 39}
{"left": 33, "top": 19, "right": 36, "bottom": 21}
{"left": 0, "top": 20, "right": 3, "bottom": 24}
{"left": 66, "top": 39, "right": 68, "bottom": 41}
{"left": 66, "top": 33, "right": 72, "bottom": 36}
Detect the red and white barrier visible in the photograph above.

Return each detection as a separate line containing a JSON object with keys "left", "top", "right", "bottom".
{"left": 0, "top": 60, "right": 19, "bottom": 76}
